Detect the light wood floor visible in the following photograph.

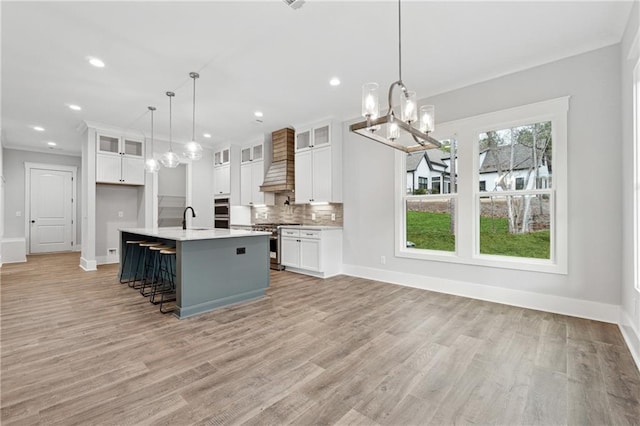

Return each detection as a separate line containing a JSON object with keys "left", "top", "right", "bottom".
{"left": 1, "top": 253, "right": 639, "bottom": 425}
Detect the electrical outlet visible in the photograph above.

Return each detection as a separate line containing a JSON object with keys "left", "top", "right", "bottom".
{"left": 15, "top": 211, "right": 21, "bottom": 217}
{"left": 255, "top": 212, "right": 259, "bottom": 219}
{"left": 263, "top": 212, "right": 268, "bottom": 219}
{"left": 118, "top": 211, "right": 124, "bottom": 218}
{"left": 311, "top": 213, "right": 316, "bottom": 221}
{"left": 108, "top": 248, "right": 117, "bottom": 256}
{"left": 331, "top": 213, "right": 336, "bottom": 221}
{"left": 380, "top": 256, "right": 386, "bottom": 265}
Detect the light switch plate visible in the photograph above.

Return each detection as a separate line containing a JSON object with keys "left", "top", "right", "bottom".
{"left": 311, "top": 213, "right": 316, "bottom": 221}
{"left": 331, "top": 213, "right": 336, "bottom": 221}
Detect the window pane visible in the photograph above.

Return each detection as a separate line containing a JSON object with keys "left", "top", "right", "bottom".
{"left": 405, "top": 142, "right": 457, "bottom": 195}
{"left": 479, "top": 122, "right": 552, "bottom": 191}
{"left": 406, "top": 198, "right": 456, "bottom": 252}
{"left": 479, "top": 194, "right": 551, "bottom": 259}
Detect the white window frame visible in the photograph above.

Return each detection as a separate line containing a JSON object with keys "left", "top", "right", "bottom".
{"left": 633, "top": 59, "right": 640, "bottom": 293}
{"left": 396, "top": 97, "right": 569, "bottom": 274}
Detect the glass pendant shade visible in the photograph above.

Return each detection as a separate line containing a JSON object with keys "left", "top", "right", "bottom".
{"left": 183, "top": 140, "right": 203, "bottom": 160}
{"left": 145, "top": 157, "right": 160, "bottom": 173}
{"left": 401, "top": 90, "right": 417, "bottom": 123}
{"left": 420, "top": 105, "right": 435, "bottom": 133}
{"left": 362, "top": 82, "right": 379, "bottom": 118}
{"left": 160, "top": 151, "right": 180, "bottom": 168}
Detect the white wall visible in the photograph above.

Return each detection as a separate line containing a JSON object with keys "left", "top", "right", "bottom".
{"left": 343, "top": 44, "right": 623, "bottom": 319}
{"left": 95, "top": 184, "right": 142, "bottom": 262}
{"left": 620, "top": 2, "right": 640, "bottom": 365}
{"left": 2, "top": 148, "right": 82, "bottom": 245}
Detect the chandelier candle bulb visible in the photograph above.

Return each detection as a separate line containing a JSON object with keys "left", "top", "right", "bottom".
{"left": 401, "top": 90, "right": 417, "bottom": 123}
{"left": 362, "top": 82, "right": 379, "bottom": 118}
{"left": 388, "top": 121, "right": 400, "bottom": 141}
{"left": 420, "top": 105, "right": 435, "bottom": 133}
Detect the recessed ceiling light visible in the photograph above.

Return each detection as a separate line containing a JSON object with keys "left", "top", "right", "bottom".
{"left": 32, "top": 126, "right": 45, "bottom": 132}
{"left": 68, "top": 104, "right": 82, "bottom": 111}
{"left": 329, "top": 77, "right": 341, "bottom": 86}
{"left": 87, "top": 57, "right": 105, "bottom": 68}
{"left": 254, "top": 111, "right": 264, "bottom": 118}
{"left": 47, "top": 141, "right": 57, "bottom": 146}
{"left": 203, "top": 133, "right": 212, "bottom": 138}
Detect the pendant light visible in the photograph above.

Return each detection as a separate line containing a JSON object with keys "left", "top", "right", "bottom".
{"left": 350, "top": 0, "right": 441, "bottom": 153}
{"left": 144, "top": 106, "right": 160, "bottom": 173}
{"left": 183, "top": 72, "right": 204, "bottom": 160}
{"left": 159, "top": 91, "right": 180, "bottom": 168}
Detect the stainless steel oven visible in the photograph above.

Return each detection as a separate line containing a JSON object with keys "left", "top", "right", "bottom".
{"left": 214, "top": 198, "right": 230, "bottom": 229}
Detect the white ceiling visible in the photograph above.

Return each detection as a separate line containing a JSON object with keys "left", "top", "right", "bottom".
{"left": 1, "top": 1, "right": 634, "bottom": 156}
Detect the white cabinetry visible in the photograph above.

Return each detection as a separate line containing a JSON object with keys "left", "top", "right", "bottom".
{"left": 96, "top": 134, "right": 144, "bottom": 185}
{"left": 213, "top": 145, "right": 240, "bottom": 204}
{"left": 280, "top": 227, "right": 342, "bottom": 278}
{"left": 240, "top": 142, "right": 273, "bottom": 206}
{"left": 294, "top": 120, "right": 342, "bottom": 204}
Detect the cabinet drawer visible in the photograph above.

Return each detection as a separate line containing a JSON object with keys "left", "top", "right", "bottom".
{"left": 299, "top": 230, "right": 321, "bottom": 239}
{"left": 281, "top": 229, "right": 300, "bottom": 238}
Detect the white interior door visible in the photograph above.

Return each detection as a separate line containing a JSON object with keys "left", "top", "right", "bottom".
{"left": 30, "top": 168, "right": 73, "bottom": 253}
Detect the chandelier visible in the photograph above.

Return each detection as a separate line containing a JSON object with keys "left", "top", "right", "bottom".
{"left": 350, "top": 0, "right": 441, "bottom": 153}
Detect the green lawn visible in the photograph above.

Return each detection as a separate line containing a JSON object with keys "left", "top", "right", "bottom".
{"left": 406, "top": 211, "right": 550, "bottom": 259}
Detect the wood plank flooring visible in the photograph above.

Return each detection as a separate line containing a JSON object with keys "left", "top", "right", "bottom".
{"left": 1, "top": 252, "right": 639, "bottom": 425}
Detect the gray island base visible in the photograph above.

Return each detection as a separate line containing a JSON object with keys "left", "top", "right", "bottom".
{"left": 119, "top": 228, "right": 271, "bottom": 319}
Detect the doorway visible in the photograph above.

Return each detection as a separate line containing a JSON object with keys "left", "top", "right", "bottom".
{"left": 25, "top": 163, "right": 77, "bottom": 254}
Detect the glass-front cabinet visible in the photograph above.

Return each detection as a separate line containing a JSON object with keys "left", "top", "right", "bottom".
{"left": 96, "top": 133, "right": 144, "bottom": 185}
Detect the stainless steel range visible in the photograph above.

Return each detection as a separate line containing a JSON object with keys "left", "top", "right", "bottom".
{"left": 251, "top": 223, "right": 300, "bottom": 270}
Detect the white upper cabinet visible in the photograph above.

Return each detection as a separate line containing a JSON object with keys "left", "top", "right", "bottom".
{"left": 96, "top": 133, "right": 144, "bottom": 185}
{"left": 239, "top": 140, "right": 273, "bottom": 206}
{"left": 294, "top": 120, "right": 342, "bottom": 204}
{"left": 212, "top": 145, "right": 240, "bottom": 204}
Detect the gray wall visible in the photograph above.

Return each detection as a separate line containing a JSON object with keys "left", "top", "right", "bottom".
{"left": 95, "top": 184, "right": 142, "bottom": 258}
{"left": 2, "top": 148, "right": 82, "bottom": 245}
{"left": 343, "top": 44, "right": 622, "bottom": 305}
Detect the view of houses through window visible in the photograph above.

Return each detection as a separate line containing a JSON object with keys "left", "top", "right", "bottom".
{"left": 404, "top": 121, "right": 553, "bottom": 260}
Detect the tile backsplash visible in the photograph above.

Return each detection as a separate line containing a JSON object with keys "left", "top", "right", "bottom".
{"left": 252, "top": 193, "right": 343, "bottom": 226}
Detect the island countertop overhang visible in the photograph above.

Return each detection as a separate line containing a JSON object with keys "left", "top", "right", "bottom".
{"left": 119, "top": 227, "right": 271, "bottom": 242}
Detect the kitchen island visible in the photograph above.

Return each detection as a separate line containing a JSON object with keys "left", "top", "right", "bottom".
{"left": 119, "top": 227, "right": 271, "bottom": 319}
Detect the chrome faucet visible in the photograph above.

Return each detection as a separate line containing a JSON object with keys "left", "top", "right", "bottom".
{"left": 182, "top": 206, "right": 196, "bottom": 230}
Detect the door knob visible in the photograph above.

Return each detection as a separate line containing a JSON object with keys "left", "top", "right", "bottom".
{"left": 31, "top": 220, "right": 36, "bottom": 223}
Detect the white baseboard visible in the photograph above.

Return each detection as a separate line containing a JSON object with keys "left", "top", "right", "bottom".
{"left": 1, "top": 238, "right": 27, "bottom": 264}
{"left": 342, "top": 264, "right": 620, "bottom": 324}
{"left": 619, "top": 309, "right": 640, "bottom": 372}
{"left": 79, "top": 257, "right": 97, "bottom": 271}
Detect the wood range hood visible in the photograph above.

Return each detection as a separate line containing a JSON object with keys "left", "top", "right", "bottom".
{"left": 260, "top": 128, "right": 295, "bottom": 192}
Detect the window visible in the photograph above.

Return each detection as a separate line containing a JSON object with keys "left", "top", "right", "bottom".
{"left": 431, "top": 176, "right": 441, "bottom": 194}
{"left": 403, "top": 144, "right": 457, "bottom": 253}
{"left": 396, "top": 97, "right": 568, "bottom": 274}
{"left": 418, "top": 177, "right": 428, "bottom": 190}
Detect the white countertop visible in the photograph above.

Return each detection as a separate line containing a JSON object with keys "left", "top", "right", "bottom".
{"left": 278, "top": 225, "right": 343, "bottom": 230}
{"left": 120, "top": 227, "right": 271, "bottom": 241}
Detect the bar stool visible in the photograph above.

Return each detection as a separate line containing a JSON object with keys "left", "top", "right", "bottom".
{"left": 119, "top": 240, "right": 145, "bottom": 284}
{"left": 140, "top": 244, "right": 170, "bottom": 297}
{"left": 133, "top": 241, "right": 163, "bottom": 290}
{"left": 152, "top": 248, "right": 176, "bottom": 314}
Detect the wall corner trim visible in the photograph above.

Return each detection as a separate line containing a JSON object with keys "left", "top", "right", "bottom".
{"left": 342, "top": 264, "right": 620, "bottom": 324}
{"left": 79, "top": 257, "right": 97, "bottom": 271}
